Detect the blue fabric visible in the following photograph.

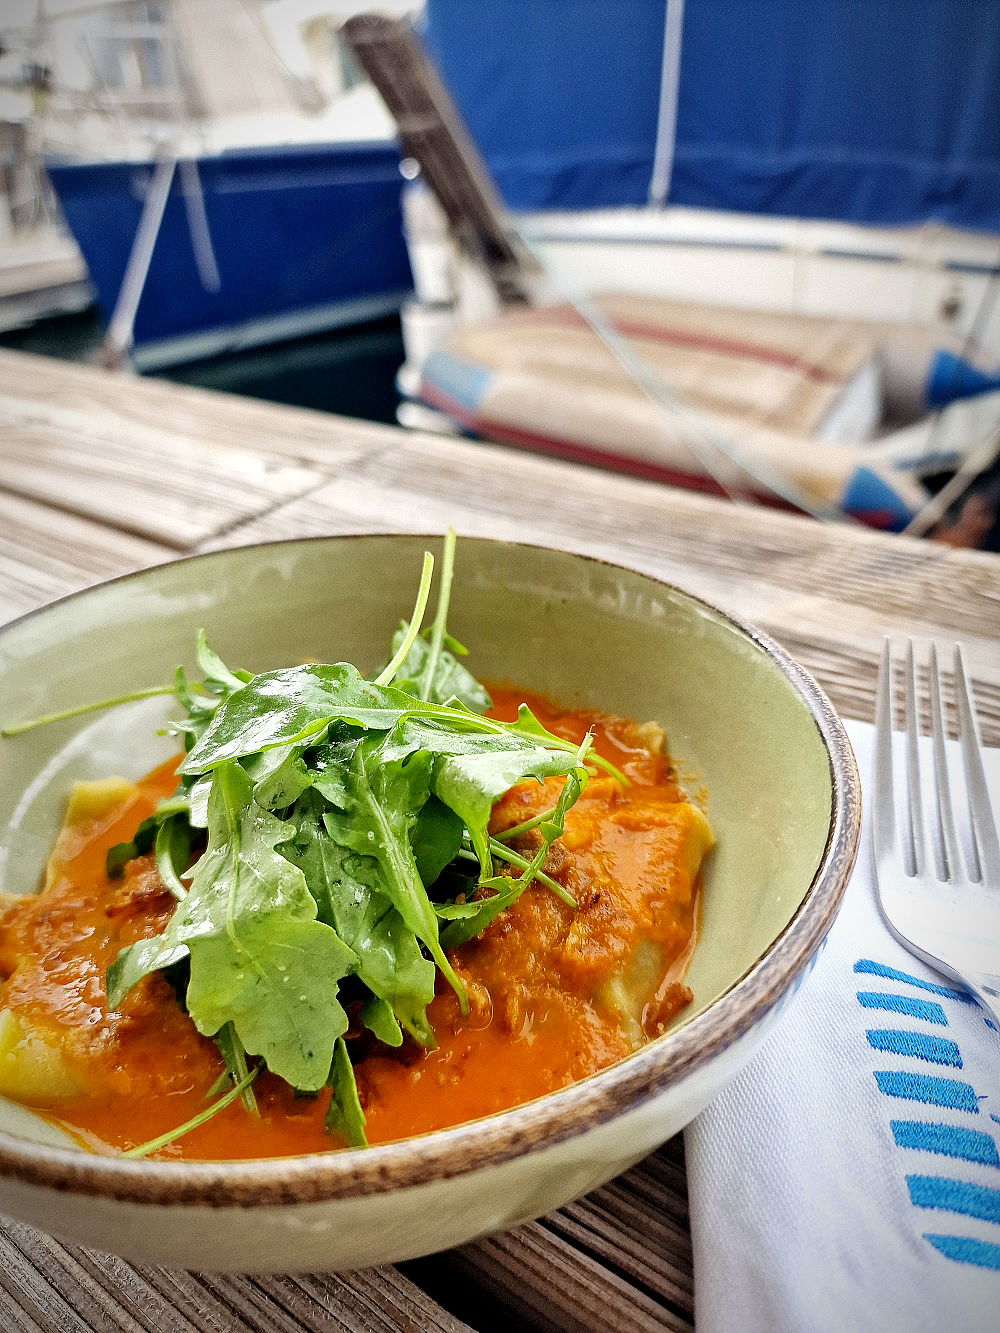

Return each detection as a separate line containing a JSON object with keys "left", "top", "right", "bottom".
{"left": 422, "top": 0, "right": 1000, "bottom": 230}
{"left": 924, "top": 1234, "right": 1000, "bottom": 1270}
{"left": 838, "top": 467, "right": 919, "bottom": 531}
{"left": 46, "top": 143, "right": 412, "bottom": 347}
{"left": 421, "top": 348, "right": 491, "bottom": 411}
{"left": 927, "top": 351, "right": 1000, "bottom": 407}
{"left": 891, "top": 1122, "right": 1000, "bottom": 1166}
{"left": 422, "top": 0, "right": 666, "bottom": 210}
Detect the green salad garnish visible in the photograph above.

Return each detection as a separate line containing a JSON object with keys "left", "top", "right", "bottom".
{"left": 11, "top": 534, "right": 623, "bottom": 1155}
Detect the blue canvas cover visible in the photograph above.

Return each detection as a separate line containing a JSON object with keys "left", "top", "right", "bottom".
{"left": 422, "top": 0, "right": 1000, "bottom": 232}
{"left": 46, "top": 142, "right": 413, "bottom": 351}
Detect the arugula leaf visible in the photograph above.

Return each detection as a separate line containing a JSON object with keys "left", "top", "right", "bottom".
{"left": 325, "top": 1036, "right": 367, "bottom": 1147}
{"left": 168, "top": 633, "right": 252, "bottom": 745}
{"left": 360, "top": 994, "right": 404, "bottom": 1047}
{"left": 374, "top": 716, "right": 583, "bottom": 875}
{"left": 194, "top": 630, "right": 253, "bottom": 695}
{"left": 184, "top": 915, "right": 352, "bottom": 1093}
{"left": 438, "top": 745, "right": 589, "bottom": 947}
{"left": 309, "top": 726, "right": 365, "bottom": 807}
{"left": 186, "top": 772, "right": 213, "bottom": 828}
{"left": 106, "top": 815, "right": 155, "bottom": 879}
{"left": 180, "top": 665, "right": 444, "bottom": 775}
{"left": 106, "top": 934, "right": 191, "bottom": 1009}
{"left": 376, "top": 714, "right": 549, "bottom": 766}
{"left": 180, "top": 659, "right": 623, "bottom": 786}
{"left": 244, "top": 743, "right": 315, "bottom": 812}
{"left": 409, "top": 794, "right": 465, "bottom": 888}
{"left": 106, "top": 794, "right": 190, "bottom": 879}
{"left": 321, "top": 738, "right": 468, "bottom": 1012}
{"left": 281, "top": 791, "right": 436, "bottom": 1046}
{"left": 111, "top": 761, "right": 357, "bottom": 1092}
{"left": 213, "top": 1020, "right": 258, "bottom": 1115}
{"left": 485, "top": 839, "right": 576, "bottom": 906}
{"left": 106, "top": 839, "right": 138, "bottom": 881}
{"left": 437, "top": 880, "right": 525, "bottom": 949}
{"left": 509, "top": 701, "right": 562, "bottom": 741}
{"left": 434, "top": 747, "right": 578, "bottom": 876}
{"left": 154, "top": 812, "right": 193, "bottom": 901}
{"left": 386, "top": 626, "right": 492, "bottom": 714}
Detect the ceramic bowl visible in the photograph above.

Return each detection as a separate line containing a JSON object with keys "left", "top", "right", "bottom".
{"left": 0, "top": 535, "right": 860, "bottom": 1272}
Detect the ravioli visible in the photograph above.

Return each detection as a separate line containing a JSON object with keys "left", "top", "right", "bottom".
{"left": 0, "top": 689, "right": 713, "bottom": 1158}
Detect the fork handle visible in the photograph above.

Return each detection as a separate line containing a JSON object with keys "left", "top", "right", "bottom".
{"left": 879, "top": 907, "right": 1000, "bottom": 1030}
{"left": 967, "top": 972, "right": 1000, "bottom": 1032}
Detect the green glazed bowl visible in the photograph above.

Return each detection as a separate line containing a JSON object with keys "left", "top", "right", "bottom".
{"left": 0, "top": 535, "right": 860, "bottom": 1272}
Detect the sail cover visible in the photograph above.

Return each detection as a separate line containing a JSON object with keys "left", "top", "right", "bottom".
{"left": 421, "top": 0, "right": 1000, "bottom": 232}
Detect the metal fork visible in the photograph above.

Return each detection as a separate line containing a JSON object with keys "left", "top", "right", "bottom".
{"left": 872, "top": 638, "right": 1000, "bottom": 1027}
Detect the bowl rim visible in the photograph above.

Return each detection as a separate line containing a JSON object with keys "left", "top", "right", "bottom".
{"left": 0, "top": 533, "right": 862, "bottom": 1207}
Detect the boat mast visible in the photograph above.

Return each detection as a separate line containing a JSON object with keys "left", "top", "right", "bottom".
{"left": 342, "top": 11, "right": 541, "bottom": 308}
{"left": 648, "top": 0, "right": 685, "bottom": 209}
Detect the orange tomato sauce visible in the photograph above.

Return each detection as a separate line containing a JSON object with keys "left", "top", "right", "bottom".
{"left": 0, "top": 689, "right": 709, "bottom": 1159}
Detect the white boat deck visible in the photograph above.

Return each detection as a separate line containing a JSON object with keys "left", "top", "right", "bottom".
{"left": 0, "top": 225, "right": 92, "bottom": 333}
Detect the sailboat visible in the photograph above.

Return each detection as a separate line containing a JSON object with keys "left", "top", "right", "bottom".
{"left": 14, "top": 0, "right": 415, "bottom": 369}
{"left": 346, "top": 2, "right": 1000, "bottom": 542}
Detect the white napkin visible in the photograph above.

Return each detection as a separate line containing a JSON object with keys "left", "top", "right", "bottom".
{"left": 685, "top": 720, "right": 1000, "bottom": 1333}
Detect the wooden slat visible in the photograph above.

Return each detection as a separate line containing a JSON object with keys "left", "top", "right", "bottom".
{"left": 450, "top": 1218, "right": 690, "bottom": 1333}
{"left": 249, "top": 1271, "right": 474, "bottom": 1333}
{"left": 0, "top": 392, "right": 325, "bottom": 549}
{"left": 0, "top": 348, "right": 403, "bottom": 466}
{"left": 0, "top": 1226, "right": 111, "bottom": 1333}
{"left": 201, "top": 432, "right": 1000, "bottom": 738}
{"left": 549, "top": 1191, "right": 692, "bottom": 1309}
{"left": 0, "top": 1284, "right": 47, "bottom": 1333}
{"left": 116, "top": 1266, "right": 269, "bottom": 1333}
{"left": 0, "top": 490, "right": 172, "bottom": 626}
{"left": 1, "top": 1221, "right": 175, "bottom": 1333}
{"left": 182, "top": 1272, "right": 338, "bottom": 1333}
{"left": 1, "top": 347, "right": 999, "bottom": 1331}
{"left": 409, "top": 1137, "right": 694, "bottom": 1333}
{"left": 0, "top": 1216, "right": 473, "bottom": 1333}
{"left": 339, "top": 435, "right": 999, "bottom": 673}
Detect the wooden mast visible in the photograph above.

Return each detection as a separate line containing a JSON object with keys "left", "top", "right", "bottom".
{"left": 341, "top": 12, "right": 540, "bottom": 306}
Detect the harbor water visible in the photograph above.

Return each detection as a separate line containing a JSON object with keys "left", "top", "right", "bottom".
{"left": 0, "top": 305, "right": 405, "bottom": 425}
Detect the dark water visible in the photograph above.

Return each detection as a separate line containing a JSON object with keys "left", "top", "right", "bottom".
{"left": 0, "top": 304, "right": 106, "bottom": 361}
{"left": 0, "top": 304, "right": 405, "bottom": 424}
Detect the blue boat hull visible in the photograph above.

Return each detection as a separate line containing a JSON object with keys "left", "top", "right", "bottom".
{"left": 45, "top": 140, "right": 413, "bottom": 367}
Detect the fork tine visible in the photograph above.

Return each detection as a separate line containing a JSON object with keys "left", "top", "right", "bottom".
{"left": 904, "top": 639, "right": 925, "bottom": 876}
{"left": 928, "top": 642, "right": 962, "bottom": 882}
{"left": 954, "top": 643, "right": 1000, "bottom": 885}
{"left": 872, "top": 637, "right": 898, "bottom": 864}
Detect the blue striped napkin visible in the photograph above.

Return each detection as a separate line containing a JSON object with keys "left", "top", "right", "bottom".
{"left": 685, "top": 719, "right": 1000, "bottom": 1333}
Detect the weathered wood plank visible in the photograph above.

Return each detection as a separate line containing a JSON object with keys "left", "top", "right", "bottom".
{"left": 450, "top": 1217, "right": 692, "bottom": 1333}
{"left": 0, "top": 490, "right": 172, "bottom": 626}
{"left": 0, "top": 392, "right": 327, "bottom": 548}
{"left": 0, "top": 1224, "right": 116, "bottom": 1333}
{"left": 1, "top": 347, "right": 998, "bottom": 1333}
{"left": 406, "top": 1137, "right": 695, "bottom": 1332}
{"left": 250, "top": 1271, "right": 475, "bottom": 1332}
{"left": 0, "top": 1215, "right": 474, "bottom": 1333}
{"left": 200, "top": 434, "right": 1000, "bottom": 738}
{"left": 0, "top": 348, "right": 402, "bottom": 466}
{"left": 1, "top": 1218, "right": 166, "bottom": 1333}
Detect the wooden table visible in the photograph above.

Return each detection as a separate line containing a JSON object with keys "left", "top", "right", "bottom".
{"left": 1, "top": 347, "right": 997, "bottom": 1332}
